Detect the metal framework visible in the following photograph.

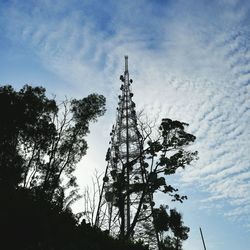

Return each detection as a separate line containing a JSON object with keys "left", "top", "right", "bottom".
{"left": 95, "top": 56, "right": 159, "bottom": 249}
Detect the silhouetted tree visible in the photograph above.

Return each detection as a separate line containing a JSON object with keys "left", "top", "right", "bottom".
{"left": 153, "top": 205, "right": 189, "bottom": 250}
{"left": 0, "top": 85, "right": 106, "bottom": 204}
{"left": 82, "top": 170, "right": 102, "bottom": 226}
{"left": 106, "top": 115, "right": 197, "bottom": 247}
{"left": 0, "top": 85, "right": 58, "bottom": 190}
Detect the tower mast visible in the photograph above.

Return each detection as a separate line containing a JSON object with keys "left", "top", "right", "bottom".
{"left": 95, "top": 56, "right": 159, "bottom": 249}
{"left": 124, "top": 55, "right": 130, "bottom": 232}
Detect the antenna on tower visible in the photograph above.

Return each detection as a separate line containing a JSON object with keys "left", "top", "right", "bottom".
{"left": 125, "top": 55, "right": 128, "bottom": 73}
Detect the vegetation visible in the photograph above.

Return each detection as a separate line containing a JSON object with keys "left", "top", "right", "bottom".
{"left": 0, "top": 84, "right": 197, "bottom": 250}
{"left": 0, "top": 84, "right": 147, "bottom": 250}
{"left": 0, "top": 186, "right": 147, "bottom": 250}
{"left": 100, "top": 113, "right": 198, "bottom": 249}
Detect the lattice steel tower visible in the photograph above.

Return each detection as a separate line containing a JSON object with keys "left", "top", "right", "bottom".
{"left": 95, "top": 56, "right": 160, "bottom": 249}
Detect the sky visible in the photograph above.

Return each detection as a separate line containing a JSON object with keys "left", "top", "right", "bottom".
{"left": 0, "top": 0, "right": 250, "bottom": 249}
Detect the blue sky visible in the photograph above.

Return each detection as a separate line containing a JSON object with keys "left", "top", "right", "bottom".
{"left": 1, "top": 0, "right": 250, "bottom": 249}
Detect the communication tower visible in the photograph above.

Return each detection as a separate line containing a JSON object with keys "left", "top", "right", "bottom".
{"left": 95, "top": 56, "right": 160, "bottom": 249}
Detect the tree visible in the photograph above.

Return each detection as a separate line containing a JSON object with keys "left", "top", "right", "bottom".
{"left": 132, "top": 118, "right": 196, "bottom": 245}
{"left": 104, "top": 116, "right": 197, "bottom": 248}
{"left": 82, "top": 170, "right": 103, "bottom": 226}
{"left": 153, "top": 205, "right": 189, "bottom": 250}
{"left": 0, "top": 84, "right": 106, "bottom": 205}
{"left": 0, "top": 85, "right": 58, "bottom": 190}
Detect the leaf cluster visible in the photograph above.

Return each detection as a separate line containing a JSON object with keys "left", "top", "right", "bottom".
{"left": 153, "top": 205, "right": 189, "bottom": 249}
{"left": 106, "top": 117, "right": 198, "bottom": 244}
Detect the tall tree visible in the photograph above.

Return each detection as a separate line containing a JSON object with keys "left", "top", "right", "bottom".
{"left": 0, "top": 84, "right": 106, "bottom": 205}
{"left": 105, "top": 117, "right": 197, "bottom": 247}
{"left": 0, "top": 85, "right": 57, "bottom": 189}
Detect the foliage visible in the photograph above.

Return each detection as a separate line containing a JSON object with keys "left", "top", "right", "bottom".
{"left": 108, "top": 115, "right": 198, "bottom": 247}
{"left": 0, "top": 85, "right": 57, "bottom": 189}
{"left": 0, "top": 83, "right": 197, "bottom": 249}
{"left": 153, "top": 205, "right": 189, "bottom": 249}
{"left": 0, "top": 85, "right": 106, "bottom": 204}
{"left": 0, "top": 84, "right": 149, "bottom": 250}
{"left": 0, "top": 187, "right": 148, "bottom": 250}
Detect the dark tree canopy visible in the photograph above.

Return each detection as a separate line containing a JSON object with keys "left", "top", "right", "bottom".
{"left": 0, "top": 85, "right": 106, "bottom": 202}
{"left": 103, "top": 115, "right": 198, "bottom": 248}
{"left": 153, "top": 205, "right": 189, "bottom": 249}
{"left": 0, "top": 85, "right": 58, "bottom": 188}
